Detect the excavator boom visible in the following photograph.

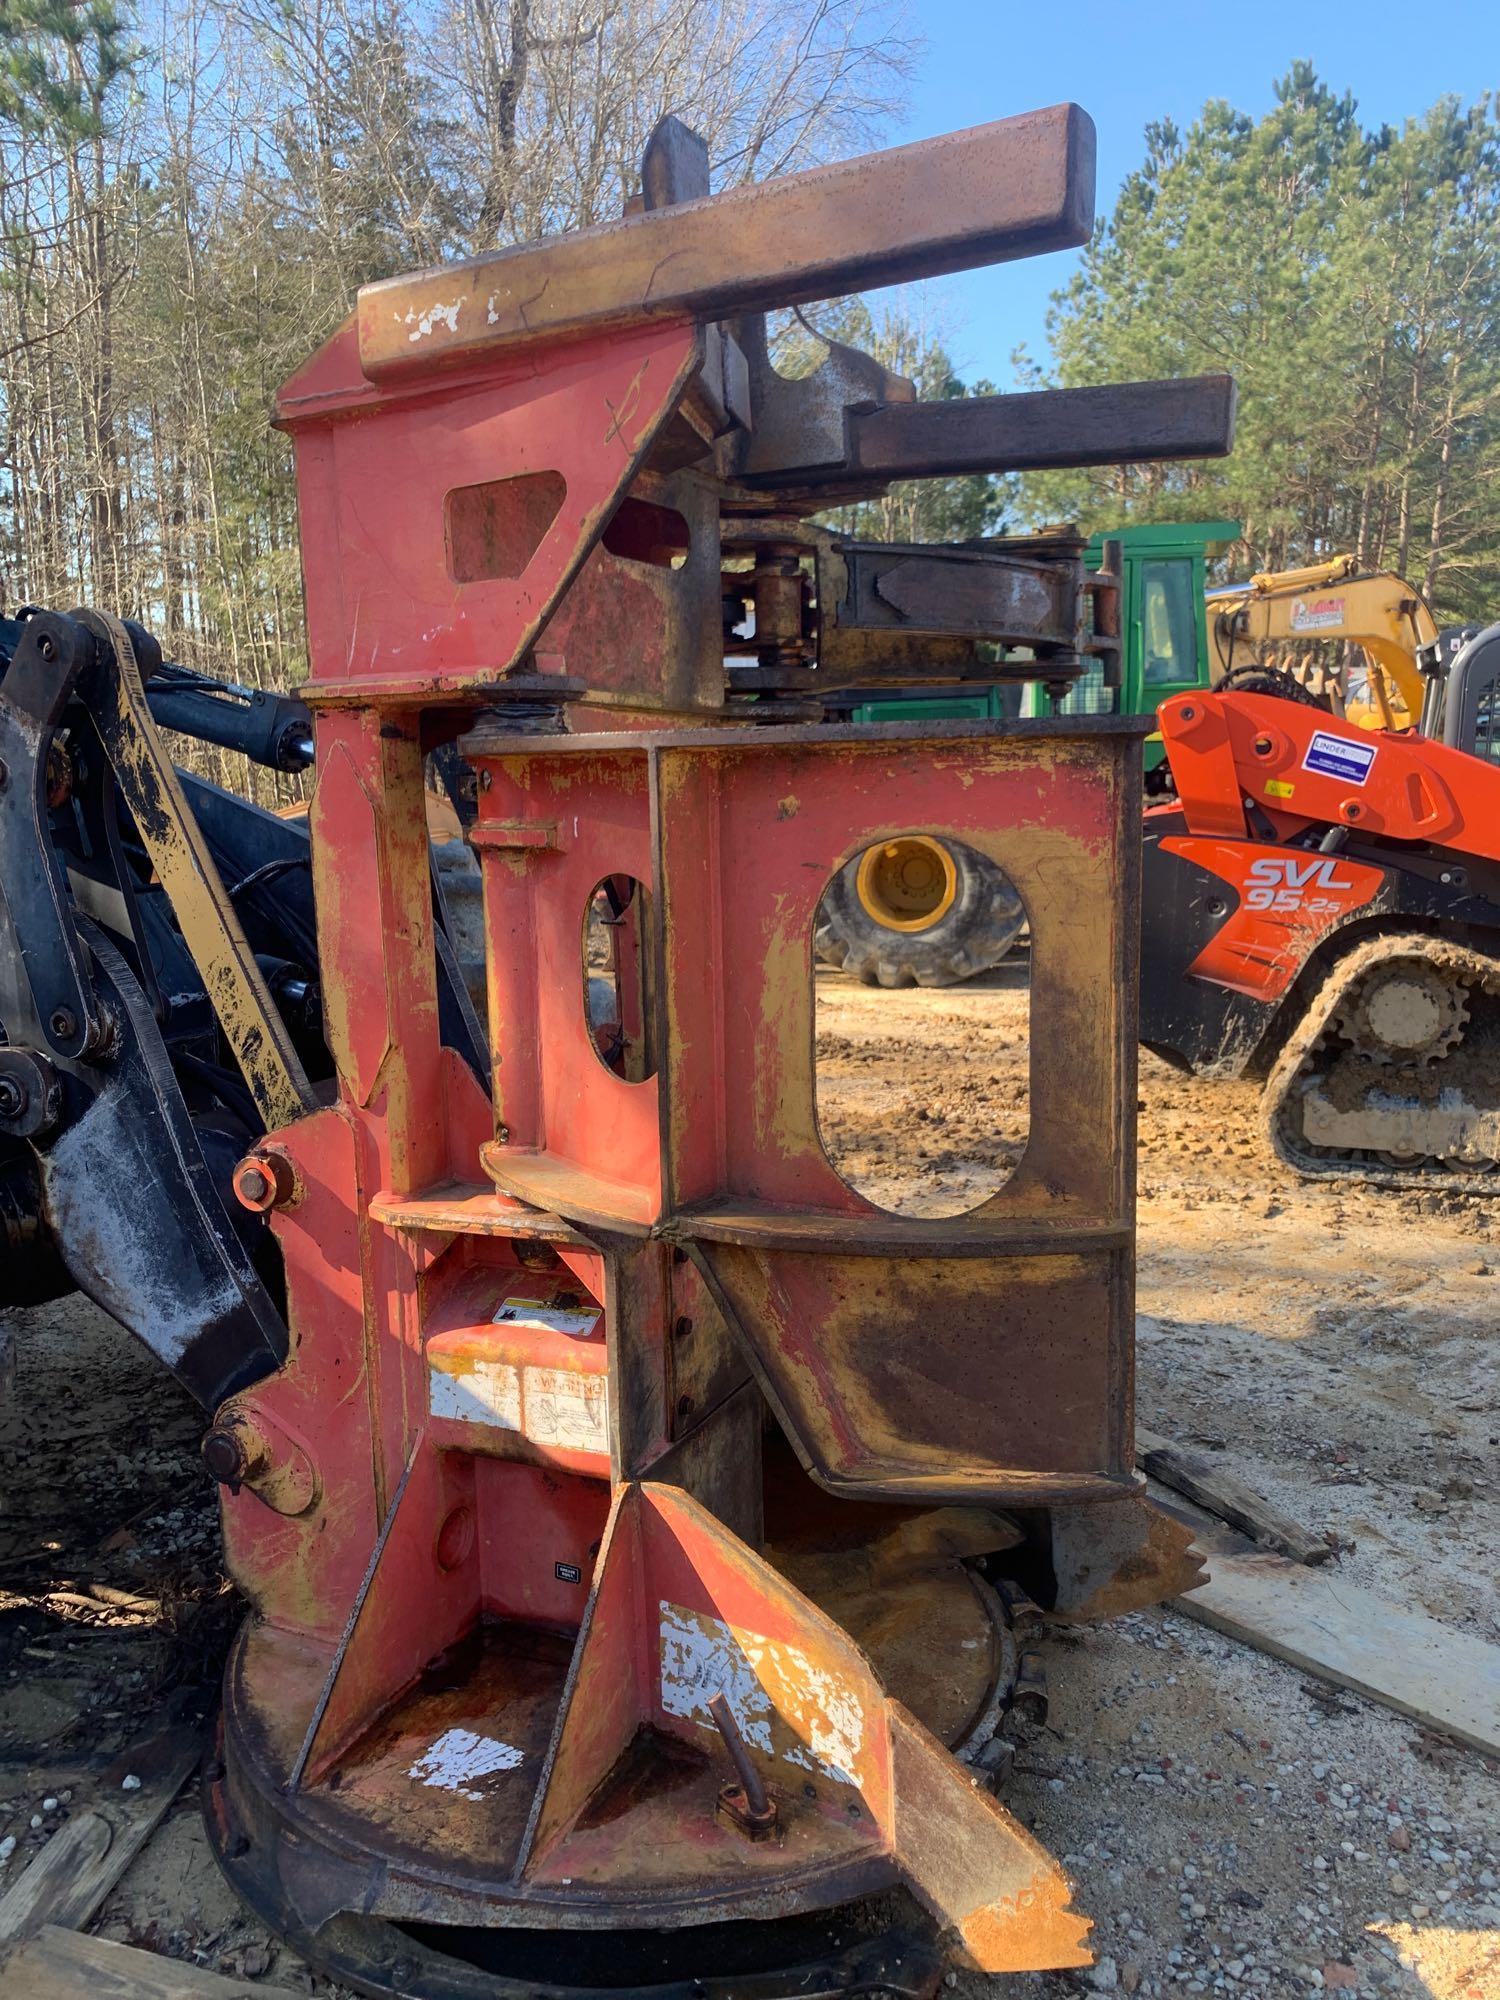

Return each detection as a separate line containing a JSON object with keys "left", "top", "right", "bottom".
{"left": 1206, "top": 554, "right": 1440, "bottom": 727}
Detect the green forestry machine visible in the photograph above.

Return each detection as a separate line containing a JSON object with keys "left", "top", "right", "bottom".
{"left": 814, "top": 520, "right": 1237, "bottom": 985}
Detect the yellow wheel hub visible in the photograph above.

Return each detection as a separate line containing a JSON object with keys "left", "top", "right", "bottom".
{"left": 855, "top": 837, "right": 957, "bottom": 933}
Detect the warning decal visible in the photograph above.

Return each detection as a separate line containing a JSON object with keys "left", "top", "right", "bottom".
{"left": 494, "top": 1295, "right": 602, "bottom": 1339}
{"left": 429, "top": 1356, "right": 608, "bottom": 1452}
{"left": 1302, "top": 730, "right": 1376, "bottom": 786}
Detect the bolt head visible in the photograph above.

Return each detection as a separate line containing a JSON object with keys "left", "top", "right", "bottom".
{"left": 201, "top": 1426, "right": 246, "bottom": 1486}
{"left": 0, "top": 1049, "right": 61, "bottom": 1137}
{"left": 232, "top": 1148, "right": 297, "bottom": 1211}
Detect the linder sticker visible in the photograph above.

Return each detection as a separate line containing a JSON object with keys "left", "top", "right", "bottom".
{"left": 1301, "top": 730, "right": 1376, "bottom": 786}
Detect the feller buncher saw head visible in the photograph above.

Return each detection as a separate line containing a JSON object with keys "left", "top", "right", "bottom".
{"left": 1, "top": 105, "right": 1234, "bottom": 1999}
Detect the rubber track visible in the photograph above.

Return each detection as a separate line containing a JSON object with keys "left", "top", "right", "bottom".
{"left": 1262, "top": 930, "right": 1500, "bottom": 1193}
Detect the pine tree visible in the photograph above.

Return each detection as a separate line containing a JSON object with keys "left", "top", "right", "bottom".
{"left": 1019, "top": 68, "right": 1500, "bottom": 623}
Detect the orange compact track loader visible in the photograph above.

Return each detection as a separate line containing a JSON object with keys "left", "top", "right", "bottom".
{"left": 1140, "top": 624, "right": 1500, "bottom": 1187}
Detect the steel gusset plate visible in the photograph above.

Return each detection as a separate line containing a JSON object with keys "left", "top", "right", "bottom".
{"left": 209, "top": 1482, "right": 1090, "bottom": 1978}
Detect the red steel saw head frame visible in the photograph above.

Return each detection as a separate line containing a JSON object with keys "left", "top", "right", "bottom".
{"left": 204, "top": 104, "right": 1215, "bottom": 1989}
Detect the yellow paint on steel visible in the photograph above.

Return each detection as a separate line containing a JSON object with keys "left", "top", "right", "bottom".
{"left": 855, "top": 836, "right": 958, "bottom": 933}
{"left": 1205, "top": 554, "right": 1439, "bottom": 730}
{"left": 79, "top": 609, "right": 314, "bottom": 1132}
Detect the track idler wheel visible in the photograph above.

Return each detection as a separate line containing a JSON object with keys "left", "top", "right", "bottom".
{"left": 1336, "top": 960, "right": 1469, "bottom": 1064}
{"left": 1264, "top": 933, "right": 1500, "bottom": 1190}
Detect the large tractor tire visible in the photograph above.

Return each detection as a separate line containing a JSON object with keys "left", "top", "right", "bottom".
{"left": 814, "top": 836, "right": 1025, "bottom": 988}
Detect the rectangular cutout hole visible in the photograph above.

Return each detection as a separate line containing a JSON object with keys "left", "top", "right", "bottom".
{"left": 447, "top": 471, "right": 567, "bottom": 583}
{"left": 601, "top": 497, "right": 690, "bottom": 571}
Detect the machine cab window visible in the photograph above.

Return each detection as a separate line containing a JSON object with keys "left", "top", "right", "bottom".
{"left": 1139, "top": 557, "right": 1199, "bottom": 688}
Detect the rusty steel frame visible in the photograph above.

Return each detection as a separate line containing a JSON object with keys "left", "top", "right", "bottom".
{"left": 205, "top": 103, "right": 1216, "bottom": 1995}
{"left": 458, "top": 711, "right": 1144, "bottom": 1505}
{"left": 737, "top": 374, "right": 1238, "bottom": 496}
{"left": 355, "top": 107, "right": 1095, "bottom": 376}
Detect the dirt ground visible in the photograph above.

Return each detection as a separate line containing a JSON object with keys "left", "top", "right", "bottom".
{"left": 0, "top": 961, "right": 1495, "bottom": 1999}
{"left": 815, "top": 963, "right": 1500, "bottom": 2000}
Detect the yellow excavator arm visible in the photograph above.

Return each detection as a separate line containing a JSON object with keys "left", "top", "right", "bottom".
{"left": 1205, "top": 554, "right": 1439, "bottom": 728}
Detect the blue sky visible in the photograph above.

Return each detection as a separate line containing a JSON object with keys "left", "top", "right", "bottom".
{"left": 893, "top": 0, "right": 1500, "bottom": 388}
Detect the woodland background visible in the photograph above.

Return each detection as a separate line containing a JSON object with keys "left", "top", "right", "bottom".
{"left": 1, "top": 1, "right": 1498, "bottom": 717}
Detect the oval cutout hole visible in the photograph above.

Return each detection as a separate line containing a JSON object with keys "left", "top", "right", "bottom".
{"left": 813, "top": 837, "right": 1030, "bottom": 1215}
{"left": 583, "top": 875, "right": 656, "bottom": 1081}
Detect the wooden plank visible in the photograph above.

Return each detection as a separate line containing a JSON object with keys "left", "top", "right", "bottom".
{"left": 0, "top": 1817, "right": 113, "bottom": 1940}
{"left": 1137, "top": 1427, "right": 1332, "bottom": 1565}
{"left": 0, "top": 1730, "right": 199, "bottom": 1942}
{"left": 1178, "top": 1546, "right": 1500, "bottom": 1759}
{"left": 3, "top": 1924, "right": 300, "bottom": 1999}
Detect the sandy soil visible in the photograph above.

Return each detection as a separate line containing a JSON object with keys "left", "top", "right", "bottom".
{"left": 0, "top": 962, "right": 1494, "bottom": 1998}
{"left": 814, "top": 962, "right": 1499, "bottom": 1652}
{"left": 812, "top": 963, "right": 1499, "bottom": 2000}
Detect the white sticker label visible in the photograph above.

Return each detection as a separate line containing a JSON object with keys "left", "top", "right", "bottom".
{"left": 494, "top": 1295, "right": 602, "bottom": 1339}
{"left": 524, "top": 1368, "right": 608, "bottom": 1452}
{"left": 659, "top": 1601, "right": 776, "bottom": 1753}
{"left": 408, "top": 1727, "right": 523, "bottom": 1798}
{"left": 428, "top": 1355, "right": 607, "bottom": 1453}
{"left": 1290, "top": 595, "right": 1345, "bottom": 633}
{"left": 429, "top": 1358, "right": 522, "bottom": 1429}
{"left": 1302, "top": 729, "right": 1377, "bottom": 786}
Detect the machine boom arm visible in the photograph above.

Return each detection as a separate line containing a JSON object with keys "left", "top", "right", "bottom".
{"left": 1206, "top": 554, "right": 1439, "bottom": 724}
